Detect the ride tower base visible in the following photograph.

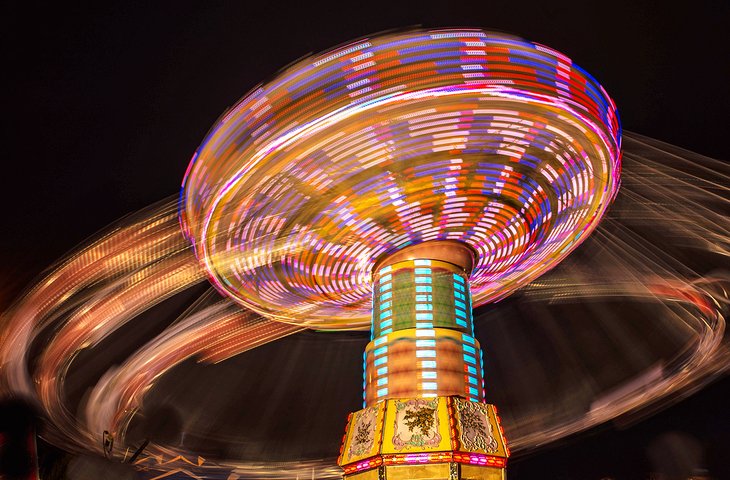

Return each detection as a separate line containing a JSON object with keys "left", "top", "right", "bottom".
{"left": 339, "top": 242, "right": 509, "bottom": 480}
{"left": 338, "top": 396, "right": 508, "bottom": 480}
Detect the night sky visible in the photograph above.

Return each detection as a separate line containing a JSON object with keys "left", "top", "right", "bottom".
{"left": 5, "top": 2, "right": 730, "bottom": 479}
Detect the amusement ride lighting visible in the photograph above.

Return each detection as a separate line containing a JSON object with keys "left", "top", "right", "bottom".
{"left": 4, "top": 24, "right": 727, "bottom": 480}
{"left": 180, "top": 28, "right": 621, "bottom": 328}
{"left": 179, "top": 28, "right": 621, "bottom": 480}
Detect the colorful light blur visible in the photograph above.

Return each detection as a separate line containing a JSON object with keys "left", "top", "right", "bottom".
{"left": 0, "top": 132, "right": 727, "bottom": 480}
{"left": 180, "top": 28, "right": 622, "bottom": 328}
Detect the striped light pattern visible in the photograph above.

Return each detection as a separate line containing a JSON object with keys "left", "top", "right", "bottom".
{"left": 180, "top": 28, "right": 621, "bottom": 328}
{"left": 364, "top": 259, "right": 483, "bottom": 405}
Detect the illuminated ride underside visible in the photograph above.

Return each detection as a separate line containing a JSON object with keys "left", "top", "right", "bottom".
{"left": 179, "top": 29, "right": 621, "bottom": 479}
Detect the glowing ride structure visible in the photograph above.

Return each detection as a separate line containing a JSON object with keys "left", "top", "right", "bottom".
{"left": 180, "top": 28, "right": 621, "bottom": 480}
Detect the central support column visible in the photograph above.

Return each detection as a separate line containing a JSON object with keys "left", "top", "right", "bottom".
{"left": 364, "top": 241, "right": 484, "bottom": 405}
{"left": 339, "top": 241, "right": 509, "bottom": 480}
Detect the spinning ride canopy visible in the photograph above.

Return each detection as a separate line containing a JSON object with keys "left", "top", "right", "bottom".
{"left": 180, "top": 28, "right": 621, "bottom": 329}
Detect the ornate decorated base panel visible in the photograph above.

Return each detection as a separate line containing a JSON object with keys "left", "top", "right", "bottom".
{"left": 339, "top": 396, "right": 508, "bottom": 480}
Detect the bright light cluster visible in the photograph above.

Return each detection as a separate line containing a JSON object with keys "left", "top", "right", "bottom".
{"left": 364, "top": 260, "right": 484, "bottom": 405}
{"left": 180, "top": 28, "right": 621, "bottom": 328}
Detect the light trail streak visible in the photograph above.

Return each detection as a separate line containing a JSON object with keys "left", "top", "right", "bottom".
{"left": 180, "top": 29, "right": 621, "bottom": 327}
{"left": 0, "top": 141, "right": 726, "bottom": 478}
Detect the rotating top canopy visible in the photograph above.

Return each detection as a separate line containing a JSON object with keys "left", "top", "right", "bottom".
{"left": 180, "top": 28, "right": 621, "bottom": 329}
